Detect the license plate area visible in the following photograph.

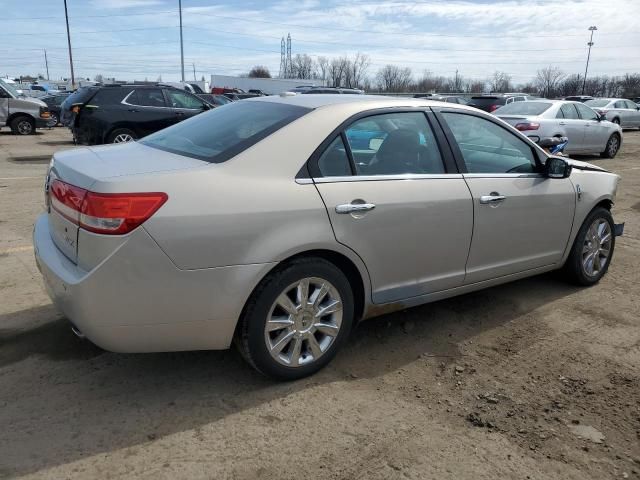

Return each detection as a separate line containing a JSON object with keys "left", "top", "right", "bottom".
{"left": 49, "top": 209, "right": 79, "bottom": 264}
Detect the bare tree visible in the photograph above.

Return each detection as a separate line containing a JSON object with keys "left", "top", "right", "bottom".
{"left": 619, "top": 73, "right": 640, "bottom": 98}
{"left": 488, "top": 71, "right": 512, "bottom": 93}
{"left": 94, "top": 74, "right": 104, "bottom": 83}
{"left": 466, "top": 80, "right": 485, "bottom": 93}
{"left": 446, "top": 70, "right": 465, "bottom": 92}
{"left": 376, "top": 64, "right": 412, "bottom": 92}
{"left": 316, "top": 56, "right": 329, "bottom": 85}
{"left": 328, "top": 57, "right": 349, "bottom": 87}
{"left": 348, "top": 52, "right": 370, "bottom": 89}
{"left": 414, "top": 70, "right": 447, "bottom": 93}
{"left": 535, "top": 66, "right": 565, "bottom": 98}
{"left": 248, "top": 65, "right": 271, "bottom": 78}
{"left": 290, "top": 54, "right": 315, "bottom": 80}
{"left": 559, "top": 74, "right": 583, "bottom": 96}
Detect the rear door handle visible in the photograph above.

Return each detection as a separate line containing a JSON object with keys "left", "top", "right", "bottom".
{"left": 479, "top": 193, "right": 506, "bottom": 205}
{"left": 336, "top": 202, "right": 376, "bottom": 214}
{"left": 558, "top": 122, "right": 566, "bottom": 126}
{"left": 128, "top": 108, "right": 139, "bottom": 113}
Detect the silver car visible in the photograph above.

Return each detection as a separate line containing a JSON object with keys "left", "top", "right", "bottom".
{"left": 34, "top": 95, "right": 623, "bottom": 379}
{"left": 584, "top": 98, "right": 640, "bottom": 129}
{"left": 495, "top": 100, "right": 623, "bottom": 158}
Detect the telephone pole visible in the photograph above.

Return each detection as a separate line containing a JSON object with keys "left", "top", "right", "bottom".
{"left": 179, "top": 0, "right": 185, "bottom": 82}
{"left": 63, "top": 0, "right": 75, "bottom": 88}
{"left": 44, "top": 49, "right": 50, "bottom": 80}
{"left": 192, "top": 63, "right": 196, "bottom": 81}
{"left": 582, "top": 26, "right": 597, "bottom": 95}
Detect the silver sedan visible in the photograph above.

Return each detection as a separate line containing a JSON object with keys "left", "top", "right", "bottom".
{"left": 495, "top": 100, "right": 623, "bottom": 158}
{"left": 585, "top": 98, "right": 640, "bottom": 129}
{"left": 34, "top": 95, "right": 622, "bottom": 379}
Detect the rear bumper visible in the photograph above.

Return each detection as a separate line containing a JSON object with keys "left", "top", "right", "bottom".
{"left": 33, "top": 214, "right": 274, "bottom": 352}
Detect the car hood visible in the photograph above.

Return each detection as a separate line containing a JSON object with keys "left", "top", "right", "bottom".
{"left": 18, "top": 96, "right": 47, "bottom": 107}
{"left": 564, "top": 158, "right": 608, "bottom": 173}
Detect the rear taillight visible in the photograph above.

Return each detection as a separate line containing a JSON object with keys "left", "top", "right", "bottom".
{"left": 515, "top": 122, "right": 540, "bottom": 131}
{"left": 50, "top": 179, "right": 167, "bottom": 235}
{"left": 489, "top": 104, "right": 500, "bottom": 112}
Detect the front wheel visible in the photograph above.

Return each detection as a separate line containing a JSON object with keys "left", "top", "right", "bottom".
{"left": 10, "top": 115, "right": 35, "bottom": 135}
{"left": 600, "top": 134, "right": 620, "bottom": 158}
{"left": 107, "top": 128, "right": 137, "bottom": 144}
{"left": 236, "top": 258, "right": 354, "bottom": 380}
{"left": 563, "top": 207, "right": 615, "bottom": 286}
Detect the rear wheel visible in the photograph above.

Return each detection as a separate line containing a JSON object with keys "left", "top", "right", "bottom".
{"left": 563, "top": 207, "right": 615, "bottom": 286}
{"left": 236, "top": 258, "right": 354, "bottom": 380}
{"left": 107, "top": 128, "right": 137, "bottom": 144}
{"left": 600, "top": 133, "right": 620, "bottom": 158}
{"left": 611, "top": 117, "right": 620, "bottom": 125}
{"left": 10, "top": 115, "right": 35, "bottom": 135}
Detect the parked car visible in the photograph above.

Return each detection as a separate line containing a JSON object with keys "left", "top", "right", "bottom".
{"left": 60, "top": 84, "right": 211, "bottom": 144}
{"left": 35, "top": 95, "right": 623, "bottom": 380}
{"left": 0, "top": 78, "right": 51, "bottom": 134}
{"left": 467, "top": 94, "right": 536, "bottom": 112}
{"left": 198, "top": 93, "right": 232, "bottom": 107}
{"left": 41, "top": 93, "right": 71, "bottom": 126}
{"left": 584, "top": 98, "right": 640, "bottom": 128}
{"left": 430, "top": 95, "right": 469, "bottom": 105}
{"left": 161, "top": 82, "right": 206, "bottom": 94}
{"left": 495, "top": 100, "right": 623, "bottom": 158}
{"left": 564, "top": 95, "right": 594, "bottom": 102}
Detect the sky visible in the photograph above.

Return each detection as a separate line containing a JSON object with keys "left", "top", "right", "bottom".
{"left": 1, "top": 0, "right": 639, "bottom": 85}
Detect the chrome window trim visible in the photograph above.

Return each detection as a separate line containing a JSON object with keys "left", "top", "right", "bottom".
{"left": 311, "top": 173, "right": 463, "bottom": 184}
{"left": 463, "top": 173, "right": 543, "bottom": 179}
{"left": 121, "top": 89, "right": 199, "bottom": 110}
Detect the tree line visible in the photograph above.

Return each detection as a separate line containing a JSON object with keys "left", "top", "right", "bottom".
{"left": 247, "top": 53, "right": 640, "bottom": 98}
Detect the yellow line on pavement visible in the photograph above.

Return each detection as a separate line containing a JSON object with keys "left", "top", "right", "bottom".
{"left": 0, "top": 245, "right": 34, "bottom": 255}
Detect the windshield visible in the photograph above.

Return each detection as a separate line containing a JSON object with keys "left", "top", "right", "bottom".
{"left": 0, "top": 79, "right": 20, "bottom": 98}
{"left": 585, "top": 99, "right": 611, "bottom": 107}
{"left": 141, "top": 101, "right": 311, "bottom": 163}
{"left": 494, "top": 101, "right": 553, "bottom": 115}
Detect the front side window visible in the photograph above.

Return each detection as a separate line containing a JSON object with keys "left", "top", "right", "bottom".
{"left": 141, "top": 101, "right": 310, "bottom": 163}
{"left": 165, "top": 89, "right": 205, "bottom": 109}
{"left": 344, "top": 112, "right": 445, "bottom": 175}
{"left": 441, "top": 112, "right": 537, "bottom": 174}
{"left": 575, "top": 103, "right": 598, "bottom": 121}
{"left": 559, "top": 103, "right": 580, "bottom": 119}
{"left": 625, "top": 100, "right": 638, "bottom": 109}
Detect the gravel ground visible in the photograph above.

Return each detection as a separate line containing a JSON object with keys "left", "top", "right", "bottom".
{"left": 0, "top": 126, "right": 639, "bottom": 480}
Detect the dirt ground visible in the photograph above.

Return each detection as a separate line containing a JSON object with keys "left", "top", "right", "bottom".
{"left": 0, "top": 126, "right": 639, "bottom": 480}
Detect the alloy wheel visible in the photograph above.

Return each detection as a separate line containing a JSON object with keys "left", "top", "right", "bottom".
{"left": 17, "top": 120, "right": 33, "bottom": 135}
{"left": 113, "top": 133, "right": 134, "bottom": 143}
{"left": 607, "top": 136, "right": 619, "bottom": 157}
{"left": 264, "top": 277, "right": 343, "bottom": 367}
{"left": 582, "top": 219, "right": 612, "bottom": 277}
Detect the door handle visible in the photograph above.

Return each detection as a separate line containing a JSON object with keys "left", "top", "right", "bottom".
{"left": 479, "top": 193, "right": 506, "bottom": 205}
{"left": 335, "top": 202, "right": 376, "bottom": 214}
{"left": 128, "top": 108, "right": 139, "bottom": 113}
{"left": 558, "top": 122, "right": 566, "bottom": 125}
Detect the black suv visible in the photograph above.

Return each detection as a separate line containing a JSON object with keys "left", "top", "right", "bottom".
{"left": 61, "top": 84, "right": 210, "bottom": 145}
{"left": 467, "top": 94, "right": 535, "bottom": 113}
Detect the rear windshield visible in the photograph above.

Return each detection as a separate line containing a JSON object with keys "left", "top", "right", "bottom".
{"left": 584, "top": 99, "right": 611, "bottom": 107}
{"left": 61, "top": 87, "right": 97, "bottom": 108}
{"left": 494, "top": 101, "right": 553, "bottom": 115}
{"left": 469, "top": 97, "right": 506, "bottom": 106}
{"left": 141, "top": 101, "right": 311, "bottom": 163}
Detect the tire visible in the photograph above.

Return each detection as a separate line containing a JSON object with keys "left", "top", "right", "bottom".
{"left": 600, "top": 133, "right": 620, "bottom": 159}
{"left": 612, "top": 117, "right": 620, "bottom": 125}
{"left": 563, "top": 207, "right": 615, "bottom": 286}
{"left": 236, "top": 257, "right": 354, "bottom": 380}
{"left": 49, "top": 113, "right": 59, "bottom": 126}
{"left": 107, "top": 128, "right": 137, "bottom": 144}
{"left": 10, "top": 115, "right": 35, "bottom": 135}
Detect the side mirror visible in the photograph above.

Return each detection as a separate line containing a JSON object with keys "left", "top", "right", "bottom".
{"left": 546, "top": 156, "right": 572, "bottom": 179}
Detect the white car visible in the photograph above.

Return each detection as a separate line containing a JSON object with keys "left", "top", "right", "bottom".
{"left": 585, "top": 98, "right": 640, "bottom": 129}
{"left": 495, "top": 100, "right": 623, "bottom": 158}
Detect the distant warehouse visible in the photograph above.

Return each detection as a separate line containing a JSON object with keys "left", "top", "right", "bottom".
{"left": 209, "top": 75, "right": 319, "bottom": 95}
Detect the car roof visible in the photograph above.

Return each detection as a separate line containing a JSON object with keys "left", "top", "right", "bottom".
{"left": 247, "top": 93, "right": 474, "bottom": 111}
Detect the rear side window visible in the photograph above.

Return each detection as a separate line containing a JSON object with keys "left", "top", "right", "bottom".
{"left": 90, "top": 88, "right": 132, "bottom": 105}
{"left": 130, "top": 89, "right": 166, "bottom": 107}
{"left": 318, "top": 136, "right": 352, "bottom": 177}
{"left": 496, "top": 102, "right": 552, "bottom": 115}
{"left": 558, "top": 104, "right": 580, "bottom": 119}
{"left": 141, "top": 101, "right": 310, "bottom": 163}
{"left": 442, "top": 112, "right": 537, "bottom": 174}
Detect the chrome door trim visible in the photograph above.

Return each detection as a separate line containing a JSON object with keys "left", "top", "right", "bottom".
{"left": 312, "top": 173, "right": 464, "bottom": 184}
{"left": 121, "top": 90, "right": 201, "bottom": 111}
{"left": 463, "top": 173, "right": 544, "bottom": 179}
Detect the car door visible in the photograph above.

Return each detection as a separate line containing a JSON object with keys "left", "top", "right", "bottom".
{"left": 163, "top": 89, "right": 208, "bottom": 125}
{"left": 624, "top": 100, "right": 640, "bottom": 126}
{"left": 123, "top": 88, "right": 174, "bottom": 137}
{"left": 0, "top": 86, "right": 9, "bottom": 124}
{"left": 437, "top": 110, "right": 575, "bottom": 284}
{"left": 309, "top": 110, "right": 473, "bottom": 304}
{"left": 574, "top": 102, "right": 609, "bottom": 151}
{"left": 556, "top": 103, "right": 586, "bottom": 153}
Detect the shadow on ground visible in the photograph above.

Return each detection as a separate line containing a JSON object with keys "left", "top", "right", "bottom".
{"left": 0, "top": 272, "right": 580, "bottom": 477}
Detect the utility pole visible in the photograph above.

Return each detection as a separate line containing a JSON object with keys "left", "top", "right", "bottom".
{"left": 63, "top": 0, "right": 75, "bottom": 89}
{"left": 44, "top": 49, "right": 50, "bottom": 80}
{"left": 582, "top": 25, "right": 597, "bottom": 95}
{"left": 179, "top": 0, "right": 185, "bottom": 82}
{"left": 192, "top": 63, "right": 196, "bottom": 81}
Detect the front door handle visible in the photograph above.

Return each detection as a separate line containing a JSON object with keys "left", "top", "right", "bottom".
{"left": 479, "top": 192, "right": 506, "bottom": 205}
{"left": 558, "top": 121, "right": 567, "bottom": 126}
{"left": 335, "top": 202, "right": 376, "bottom": 214}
